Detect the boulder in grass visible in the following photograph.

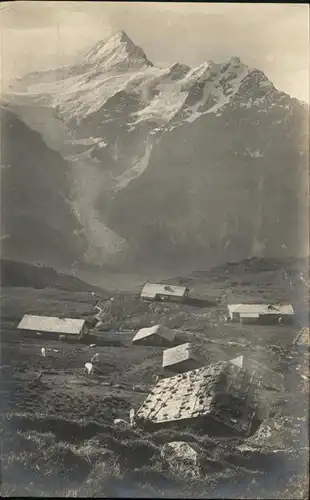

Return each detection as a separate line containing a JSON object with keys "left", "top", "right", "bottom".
{"left": 113, "top": 418, "right": 130, "bottom": 429}
{"left": 161, "top": 441, "right": 199, "bottom": 470}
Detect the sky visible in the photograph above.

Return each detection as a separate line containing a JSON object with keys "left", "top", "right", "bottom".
{"left": 0, "top": 1, "right": 309, "bottom": 102}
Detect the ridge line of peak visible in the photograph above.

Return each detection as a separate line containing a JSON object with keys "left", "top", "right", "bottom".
{"left": 85, "top": 30, "right": 154, "bottom": 68}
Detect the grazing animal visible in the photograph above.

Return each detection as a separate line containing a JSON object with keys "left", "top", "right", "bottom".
{"left": 84, "top": 362, "right": 93, "bottom": 375}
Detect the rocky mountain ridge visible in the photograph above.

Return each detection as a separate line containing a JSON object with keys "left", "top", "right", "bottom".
{"left": 2, "top": 31, "right": 309, "bottom": 271}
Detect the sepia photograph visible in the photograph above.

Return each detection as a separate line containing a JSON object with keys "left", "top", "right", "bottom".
{"left": 0, "top": 1, "right": 309, "bottom": 497}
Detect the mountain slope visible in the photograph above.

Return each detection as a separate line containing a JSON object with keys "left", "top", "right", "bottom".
{"left": 3, "top": 31, "right": 309, "bottom": 271}
{"left": 0, "top": 105, "right": 87, "bottom": 268}
{"left": 105, "top": 79, "right": 309, "bottom": 270}
{"left": 0, "top": 259, "right": 104, "bottom": 292}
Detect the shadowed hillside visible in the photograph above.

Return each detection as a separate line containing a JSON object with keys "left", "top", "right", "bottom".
{"left": 0, "top": 259, "right": 104, "bottom": 293}
{"left": 0, "top": 105, "right": 87, "bottom": 268}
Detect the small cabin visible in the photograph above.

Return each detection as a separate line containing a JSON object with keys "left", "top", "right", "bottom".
{"left": 132, "top": 324, "right": 176, "bottom": 347}
{"left": 17, "top": 314, "right": 88, "bottom": 341}
{"left": 134, "top": 361, "right": 263, "bottom": 436}
{"left": 162, "top": 342, "right": 205, "bottom": 373}
{"left": 140, "top": 282, "right": 190, "bottom": 303}
{"left": 227, "top": 304, "right": 294, "bottom": 325}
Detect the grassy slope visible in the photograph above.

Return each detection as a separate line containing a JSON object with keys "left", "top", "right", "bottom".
{"left": 0, "top": 261, "right": 309, "bottom": 497}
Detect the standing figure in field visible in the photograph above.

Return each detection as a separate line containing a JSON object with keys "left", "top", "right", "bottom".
{"left": 90, "top": 353, "right": 99, "bottom": 363}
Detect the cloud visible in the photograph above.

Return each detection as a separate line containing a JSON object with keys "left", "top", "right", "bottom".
{"left": 0, "top": 1, "right": 308, "bottom": 102}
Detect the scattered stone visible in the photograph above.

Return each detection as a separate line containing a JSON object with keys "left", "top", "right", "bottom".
{"left": 162, "top": 441, "right": 198, "bottom": 464}
{"left": 113, "top": 418, "right": 130, "bottom": 428}
{"left": 161, "top": 441, "right": 200, "bottom": 477}
{"left": 132, "top": 384, "right": 149, "bottom": 393}
{"left": 227, "top": 341, "right": 246, "bottom": 347}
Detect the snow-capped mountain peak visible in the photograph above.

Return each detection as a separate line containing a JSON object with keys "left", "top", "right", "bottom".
{"left": 229, "top": 56, "right": 241, "bottom": 66}
{"left": 85, "top": 30, "right": 153, "bottom": 70}
{"left": 4, "top": 33, "right": 308, "bottom": 269}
